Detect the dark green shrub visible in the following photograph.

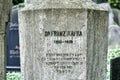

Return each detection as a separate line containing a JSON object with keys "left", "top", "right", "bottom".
{"left": 108, "top": 0, "right": 120, "bottom": 9}
{"left": 13, "top": 0, "right": 24, "bottom": 5}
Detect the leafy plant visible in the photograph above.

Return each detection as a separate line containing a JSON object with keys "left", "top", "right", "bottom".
{"left": 107, "top": 49, "right": 120, "bottom": 80}
{"left": 6, "top": 72, "right": 21, "bottom": 80}
{"left": 13, "top": 0, "right": 24, "bottom": 5}
{"left": 107, "top": 0, "right": 120, "bottom": 9}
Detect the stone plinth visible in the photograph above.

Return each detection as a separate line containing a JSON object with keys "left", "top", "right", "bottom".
{"left": 19, "top": 0, "right": 108, "bottom": 80}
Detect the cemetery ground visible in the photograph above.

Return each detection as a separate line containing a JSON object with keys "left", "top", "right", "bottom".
{"left": 6, "top": 49, "right": 120, "bottom": 80}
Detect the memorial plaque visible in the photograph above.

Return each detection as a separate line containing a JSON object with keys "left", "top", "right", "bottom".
{"left": 111, "top": 57, "right": 120, "bottom": 80}
{"left": 19, "top": 0, "right": 108, "bottom": 80}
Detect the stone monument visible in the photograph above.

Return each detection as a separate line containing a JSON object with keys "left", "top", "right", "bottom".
{"left": 19, "top": 0, "right": 108, "bottom": 80}
{"left": 0, "top": 0, "right": 12, "bottom": 80}
{"left": 6, "top": 8, "right": 20, "bottom": 71}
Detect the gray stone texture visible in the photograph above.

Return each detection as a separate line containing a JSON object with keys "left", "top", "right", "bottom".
{"left": 99, "top": 3, "right": 120, "bottom": 49}
{"left": 19, "top": 0, "right": 108, "bottom": 80}
{"left": 99, "top": 3, "right": 114, "bottom": 26}
{"left": 109, "top": 25, "right": 120, "bottom": 49}
{"left": 0, "top": 0, "right": 12, "bottom": 80}
{"left": 112, "top": 8, "right": 120, "bottom": 26}
{"left": 25, "top": 0, "right": 31, "bottom": 4}
{"left": 0, "top": 35, "right": 5, "bottom": 80}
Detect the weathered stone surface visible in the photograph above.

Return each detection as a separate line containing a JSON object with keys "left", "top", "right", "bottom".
{"left": 0, "top": 34, "right": 5, "bottom": 80}
{"left": 87, "top": 10, "right": 108, "bottom": 80}
{"left": 25, "top": 0, "right": 31, "bottom": 5}
{"left": 0, "top": 0, "right": 12, "bottom": 80}
{"left": 108, "top": 25, "right": 120, "bottom": 49}
{"left": 23, "top": 0, "right": 105, "bottom": 10}
{"left": 99, "top": 3, "right": 114, "bottom": 26}
{"left": 112, "top": 8, "right": 120, "bottom": 26}
{"left": 19, "top": 0, "right": 108, "bottom": 80}
{"left": 99, "top": 3, "right": 120, "bottom": 49}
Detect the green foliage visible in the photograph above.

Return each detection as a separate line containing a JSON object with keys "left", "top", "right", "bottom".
{"left": 6, "top": 72, "right": 21, "bottom": 80}
{"left": 12, "top": 3, "right": 25, "bottom": 9}
{"left": 108, "top": 49, "right": 120, "bottom": 58}
{"left": 107, "top": 0, "right": 120, "bottom": 9}
{"left": 13, "top": 0, "right": 24, "bottom": 5}
{"left": 107, "top": 49, "right": 120, "bottom": 80}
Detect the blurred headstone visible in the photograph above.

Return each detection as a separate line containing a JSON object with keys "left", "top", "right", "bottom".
{"left": 99, "top": 3, "right": 120, "bottom": 49}
{"left": 92, "top": 0, "right": 107, "bottom": 3}
{"left": 108, "top": 25, "right": 120, "bottom": 49}
{"left": 6, "top": 8, "right": 20, "bottom": 72}
{"left": 112, "top": 8, "right": 120, "bottom": 26}
{"left": 25, "top": 0, "right": 31, "bottom": 4}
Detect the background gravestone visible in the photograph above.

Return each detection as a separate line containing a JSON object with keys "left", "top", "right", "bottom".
{"left": 25, "top": 0, "right": 31, "bottom": 4}
{"left": 112, "top": 8, "right": 120, "bottom": 26}
{"left": 92, "top": 0, "right": 107, "bottom": 3}
{"left": 111, "top": 57, "right": 120, "bottom": 80}
{"left": 6, "top": 8, "right": 20, "bottom": 72}
{"left": 19, "top": 0, "right": 108, "bottom": 80}
{"left": 0, "top": 0, "right": 12, "bottom": 79}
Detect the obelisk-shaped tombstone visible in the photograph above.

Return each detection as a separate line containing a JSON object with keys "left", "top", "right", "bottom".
{"left": 19, "top": 0, "right": 108, "bottom": 80}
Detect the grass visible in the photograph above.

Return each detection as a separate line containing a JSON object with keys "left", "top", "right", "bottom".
{"left": 107, "top": 49, "right": 120, "bottom": 80}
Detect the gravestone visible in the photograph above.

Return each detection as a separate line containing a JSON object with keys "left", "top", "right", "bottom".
{"left": 25, "top": 0, "right": 31, "bottom": 4}
{"left": 0, "top": 0, "right": 12, "bottom": 80}
{"left": 111, "top": 57, "right": 120, "bottom": 80}
{"left": 109, "top": 25, "right": 120, "bottom": 49}
{"left": 99, "top": 3, "right": 114, "bottom": 26}
{"left": 112, "top": 8, "right": 120, "bottom": 26}
{"left": 6, "top": 8, "right": 20, "bottom": 71}
{"left": 19, "top": 0, "right": 108, "bottom": 80}
{"left": 92, "top": 0, "right": 107, "bottom": 3}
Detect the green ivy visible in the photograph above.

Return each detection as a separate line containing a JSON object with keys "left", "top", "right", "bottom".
{"left": 6, "top": 72, "right": 21, "bottom": 80}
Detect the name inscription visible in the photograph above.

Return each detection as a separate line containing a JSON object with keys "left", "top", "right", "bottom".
{"left": 45, "top": 31, "right": 82, "bottom": 37}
